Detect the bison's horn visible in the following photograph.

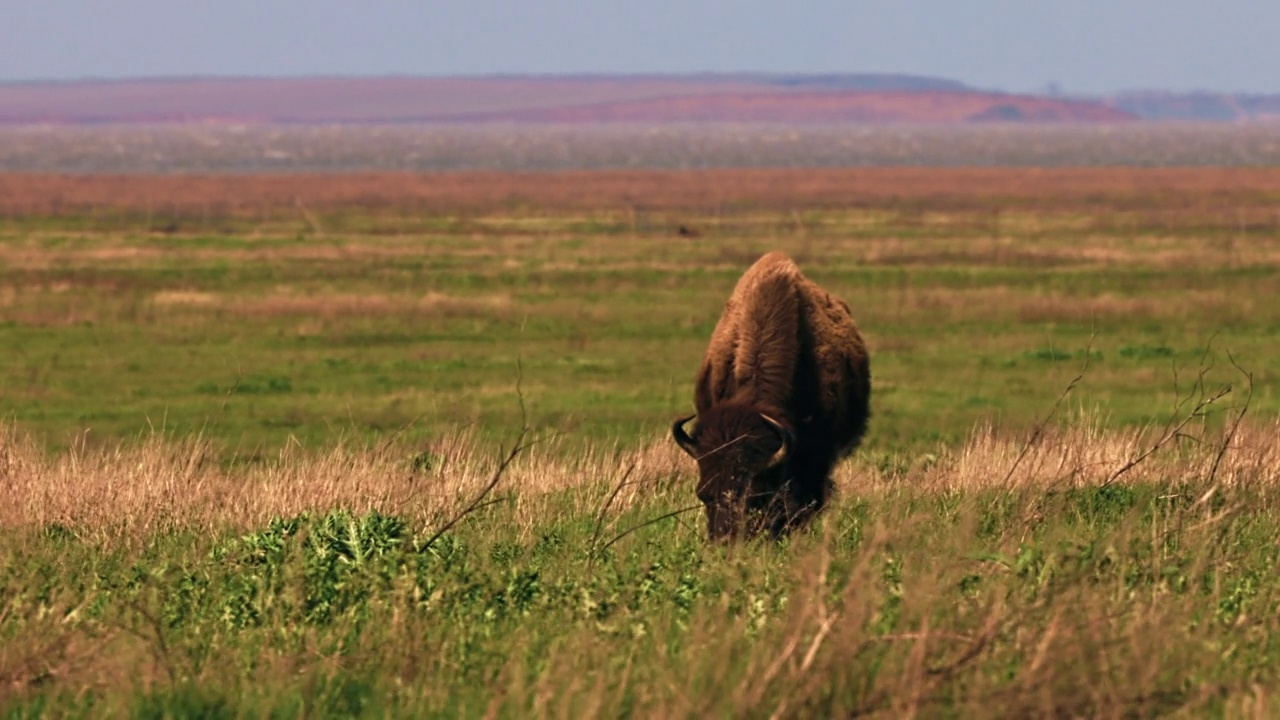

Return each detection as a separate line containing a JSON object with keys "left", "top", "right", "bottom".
{"left": 671, "top": 414, "right": 698, "bottom": 457}
{"left": 760, "top": 413, "right": 793, "bottom": 469}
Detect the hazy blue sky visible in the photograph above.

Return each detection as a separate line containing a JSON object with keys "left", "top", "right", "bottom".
{"left": 4, "top": 1, "right": 1276, "bottom": 93}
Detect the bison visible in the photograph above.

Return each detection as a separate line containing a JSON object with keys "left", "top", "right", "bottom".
{"left": 672, "top": 251, "right": 870, "bottom": 541}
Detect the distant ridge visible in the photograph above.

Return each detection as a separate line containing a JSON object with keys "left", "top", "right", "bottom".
{"left": 445, "top": 91, "right": 1135, "bottom": 124}
{"left": 732, "top": 72, "right": 974, "bottom": 92}
{"left": 0, "top": 74, "right": 1271, "bottom": 125}
{"left": 1107, "top": 91, "right": 1280, "bottom": 122}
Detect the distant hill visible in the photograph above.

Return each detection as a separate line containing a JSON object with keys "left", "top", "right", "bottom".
{"left": 746, "top": 73, "right": 974, "bottom": 92}
{"left": 1107, "top": 91, "right": 1280, "bottom": 122}
{"left": 0, "top": 76, "right": 772, "bottom": 124}
{"left": 448, "top": 91, "right": 1135, "bottom": 124}
{"left": 0, "top": 74, "right": 1272, "bottom": 125}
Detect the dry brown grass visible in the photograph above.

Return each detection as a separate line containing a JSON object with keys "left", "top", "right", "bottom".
{"left": 0, "top": 424, "right": 688, "bottom": 544}
{"left": 151, "top": 290, "right": 514, "bottom": 319}
{"left": 4, "top": 414, "right": 1275, "bottom": 545}
{"left": 924, "top": 418, "right": 1280, "bottom": 492}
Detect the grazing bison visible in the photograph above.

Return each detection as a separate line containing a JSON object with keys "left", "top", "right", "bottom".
{"left": 672, "top": 251, "right": 870, "bottom": 540}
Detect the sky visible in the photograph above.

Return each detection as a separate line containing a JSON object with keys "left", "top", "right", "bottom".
{"left": 3, "top": 1, "right": 1277, "bottom": 94}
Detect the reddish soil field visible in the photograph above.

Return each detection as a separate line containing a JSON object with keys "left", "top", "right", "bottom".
{"left": 3, "top": 168, "right": 1280, "bottom": 217}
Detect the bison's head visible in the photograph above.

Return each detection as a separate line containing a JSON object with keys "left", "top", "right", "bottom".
{"left": 672, "top": 402, "right": 795, "bottom": 541}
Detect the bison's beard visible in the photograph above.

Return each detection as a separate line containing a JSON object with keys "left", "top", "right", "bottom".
{"left": 703, "top": 488, "right": 818, "bottom": 541}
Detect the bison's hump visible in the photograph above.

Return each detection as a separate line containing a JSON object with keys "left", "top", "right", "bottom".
{"left": 696, "top": 251, "right": 868, "bottom": 431}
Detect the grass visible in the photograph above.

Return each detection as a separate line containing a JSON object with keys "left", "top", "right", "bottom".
{"left": 2, "top": 170, "right": 1278, "bottom": 456}
{"left": 2, "top": 167, "right": 1279, "bottom": 715}
{"left": 3, "top": 418, "right": 1280, "bottom": 717}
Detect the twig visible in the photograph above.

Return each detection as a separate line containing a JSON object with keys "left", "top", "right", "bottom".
{"left": 218, "top": 369, "right": 244, "bottom": 416}
{"left": 597, "top": 504, "right": 705, "bottom": 555}
{"left": 1102, "top": 384, "right": 1231, "bottom": 487}
{"left": 194, "top": 365, "right": 244, "bottom": 442}
{"left": 841, "top": 608, "right": 1009, "bottom": 717}
{"left": 420, "top": 360, "right": 531, "bottom": 551}
{"left": 419, "top": 435, "right": 524, "bottom": 552}
{"left": 1159, "top": 336, "right": 1216, "bottom": 443}
{"left": 1001, "top": 331, "right": 1095, "bottom": 486}
{"left": 755, "top": 542, "right": 834, "bottom": 713}
{"left": 756, "top": 626, "right": 805, "bottom": 710}
{"left": 587, "top": 459, "right": 638, "bottom": 568}
{"left": 294, "top": 195, "right": 322, "bottom": 235}
{"left": 798, "top": 611, "right": 838, "bottom": 674}
{"left": 797, "top": 535, "right": 835, "bottom": 675}
{"left": 1206, "top": 351, "right": 1253, "bottom": 486}
{"left": 926, "top": 609, "right": 1004, "bottom": 677}
{"left": 374, "top": 411, "right": 432, "bottom": 459}
{"left": 861, "top": 631, "right": 978, "bottom": 644}
{"left": 1097, "top": 336, "right": 1237, "bottom": 488}
{"left": 465, "top": 495, "right": 515, "bottom": 516}
{"left": 117, "top": 600, "right": 178, "bottom": 685}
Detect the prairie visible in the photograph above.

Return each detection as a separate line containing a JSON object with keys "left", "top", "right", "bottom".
{"left": 1, "top": 168, "right": 1277, "bottom": 455}
{"left": 1, "top": 167, "right": 1278, "bottom": 716}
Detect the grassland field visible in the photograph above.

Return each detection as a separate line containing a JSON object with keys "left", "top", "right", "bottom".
{"left": 4, "top": 168, "right": 1280, "bottom": 456}
{"left": 2, "top": 167, "right": 1280, "bottom": 717}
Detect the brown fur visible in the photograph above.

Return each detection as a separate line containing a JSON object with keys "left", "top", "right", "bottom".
{"left": 673, "top": 251, "right": 870, "bottom": 540}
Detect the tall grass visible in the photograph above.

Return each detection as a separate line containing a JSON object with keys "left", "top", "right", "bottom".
{"left": 3, "top": 414, "right": 1280, "bottom": 716}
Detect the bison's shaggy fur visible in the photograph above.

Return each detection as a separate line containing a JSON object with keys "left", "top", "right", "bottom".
{"left": 673, "top": 251, "right": 870, "bottom": 540}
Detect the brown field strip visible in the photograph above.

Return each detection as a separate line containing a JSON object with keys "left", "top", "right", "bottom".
{"left": 5, "top": 167, "right": 1280, "bottom": 216}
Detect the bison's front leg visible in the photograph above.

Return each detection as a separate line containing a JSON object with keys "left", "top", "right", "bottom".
{"left": 763, "top": 476, "right": 829, "bottom": 537}
{"left": 768, "top": 497, "right": 817, "bottom": 537}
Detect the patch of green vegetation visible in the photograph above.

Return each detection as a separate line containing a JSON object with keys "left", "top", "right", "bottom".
{"left": 4, "top": 479, "right": 1280, "bottom": 716}
{"left": 1022, "top": 347, "right": 1080, "bottom": 362}
{"left": 1119, "top": 343, "right": 1176, "bottom": 360}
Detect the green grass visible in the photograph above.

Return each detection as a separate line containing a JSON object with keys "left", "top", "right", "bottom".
{"left": 5, "top": 464, "right": 1280, "bottom": 717}
{"left": 1, "top": 206, "right": 1276, "bottom": 457}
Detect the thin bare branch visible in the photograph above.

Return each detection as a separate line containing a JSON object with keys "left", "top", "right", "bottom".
{"left": 1103, "top": 384, "right": 1231, "bottom": 487}
{"left": 597, "top": 504, "right": 705, "bottom": 555}
{"left": 421, "top": 360, "right": 531, "bottom": 551}
{"left": 116, "top": 600, "right": 178, "bottom": 685}
{"left": 926, "top": 608, "right": 1005, "bottom": 678}
{"left": 1002, "top": 331, "right": 1095, "bottom": 486}
{"left": 588, "top": 459, "right": 638, "bottom": 568}
{"left": 1206, "top": 351, "right": 1253, "bottom": 486}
